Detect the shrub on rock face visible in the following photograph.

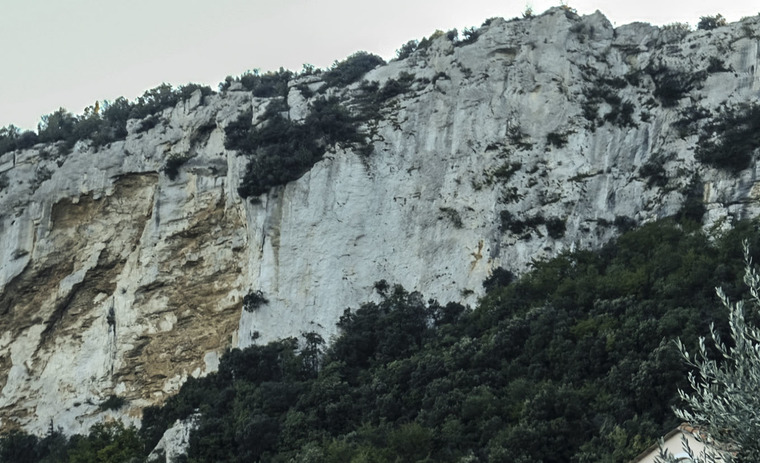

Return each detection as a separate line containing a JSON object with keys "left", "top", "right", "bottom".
{"left": 647, "top": 66, "right": 706, "bottom": 108}
{"left": 695, "top": 103, "right": 760, "bottom": 172}
{"left": 243, "top": 290, "right": 269, "bottom": 312}
{"left": 227, "top": 97, "right": 367, "bottom": 200}
{"left": 162, "top": 153, "right": 192, "bottom": 180}
{"left": 0, "top": 125, "right": 39, "bottom": 154}
{"left": 221, "top": 68, "right": 294, "bottom": 98}
{"left": 697, "top": 14, "right": 727, "bottom": 30}
{"left": 321, "top": 52, "right": 385, "bottom": 88}
{"left": 546, "top": 217, "right": 567, "bottom": 239}
{"left": 98, "top": 394, "right": 126, "bottom": 411}
{"left": 38, "top": 108, "right": 77, "bottom": 146}
{"left": 395, "top": 40, "right": 419, "bottom": 60}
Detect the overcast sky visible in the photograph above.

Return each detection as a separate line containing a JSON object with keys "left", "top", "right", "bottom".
{"left": 1, "top": 1, "right": 758, "bottom": 131}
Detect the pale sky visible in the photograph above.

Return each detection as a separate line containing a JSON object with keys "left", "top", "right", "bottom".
{"left": 1, "top": 1, "right": 757, "bottom": 131}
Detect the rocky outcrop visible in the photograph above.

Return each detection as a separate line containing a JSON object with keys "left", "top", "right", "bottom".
{"left": 2, "top": 7, "right": 760, "bottom": 434}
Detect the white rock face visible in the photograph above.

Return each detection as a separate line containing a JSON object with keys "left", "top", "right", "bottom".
{"left": 2, "top": 8, "right": 760, "bottom": 435}
{"left": 147, "top": 415, "right": 199, "bottom": 463}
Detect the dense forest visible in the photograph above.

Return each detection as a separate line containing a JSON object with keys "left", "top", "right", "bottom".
{"left": 2, "top": 215, "right": 759, "bottom": 462}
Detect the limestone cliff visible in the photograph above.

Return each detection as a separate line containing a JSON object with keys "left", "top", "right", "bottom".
{"left": 2, "top": 8, "right": 760, "bottom": 434}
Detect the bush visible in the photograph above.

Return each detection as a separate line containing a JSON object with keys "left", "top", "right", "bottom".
{"left": 91, "top": 97, "right": 131, "bottom": 147}
{"left": 695, "top": 103, "right": 760, "bottom": 172}
{"left": 604, "top": 100, "right": 636, "bottom": 128}
{"left": 0, "top": 125, "right": 39, "bottom": 155}
{"left": 488, "top": 162, "right": 522, "bottom": 184}
{"left": 38, "top": 108, "right": 78, "bottom": 147}
{"left": 438, "top": 207, "right": 463, "bottom": 228}
{"left": 8, "top": 218, "right": 760, "bottom": 462}
{"left": 482, "top": 267, "right": 515, "bottom": 291}
{"left": 647, "top": 66, "right": 706, "bottom": 108}
{"left": 353, "top": 73, "right": 417, "bottom": 123}
{"left": 674, "top": 105, "right": 711, "bottom": 138}
{"left": 98, "top": 394, "right": 126, "bottom": 411}
{"left": 458, "top": 27, "right": 479, "bottom": 46}
{"left": 228, "top": 97, "right": 367, "bottom": 199}
{"left": 661, "top": 22, "right": 692, "bottom": 40}
{"left": 707, "top": 56, "right": 729, "bottom": 73}
{"left": 546, "top": 217, "right": 567, "bottom": 239}
{"left": 677, "top": 175, "right": 706, "bottom": 224}
{"left": 163, "top": 153, "right": 191, "bottom": 180}
{"left": 697, "top": 14, "right": 727, "bottom": 30}
{"left": 176, "top": 82, "right": 214, "bottom": 101}
{"left": 417, "top": 30, "right": 444, "bottom": 52}
{"left": 395, "top": 40, "right": 419, "bottom": 60}
{"left": 582, "top": 79, "right": 636, "bottom": 128}
{"left": 500, "top": 210, "right": 545, "bottom": 235}
{"left": 321, "top": 52, "right": 385, "bottom": 89}
{"left": 226, "top": 68, "right": 294, "bottom": 98}
{"left": 547, "top": 131, "right": 569, "bottom": 148}
{"left": 243, "top": 290, "right": 269, "bottom": 312}
{"left": 639, "top": 157, "right": 669, "bottom": 188}
{"left": 661, "top": 241, "right": 760, "bottom": 462}
{"left": 15, "top": 130, "right": 40, "bottom": 151}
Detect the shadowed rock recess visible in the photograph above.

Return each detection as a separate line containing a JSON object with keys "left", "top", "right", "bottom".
{"left": 2, "top": 7, "right": 760, "bottom": 434}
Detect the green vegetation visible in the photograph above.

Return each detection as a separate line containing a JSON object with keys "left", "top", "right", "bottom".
{"left": 647, "top": 66, "right": 706, "bottom": 108}
{"left": 395, "top": 40, "right": 419, "bottom": 60}
{"left": 321, "top": 52, "right": 385, "bottom": 89}
{"left": 662, "top": 22, "right": 691, "bottom": 33}
{"left": 499, "top": 211, "right": 566, "bottom": 239}
{"left": 0, "top": 83, "right": 214, "bottom": 156}
{"left": 697, "top": 14, "right": 727, "bottom": 30}
{"left": 220, "top": 68, "right": 294, "bottom": 98}
{"left": 0, "top": 422, "right": 140, "bottom": 463}
{"left": 487, "top": 162, "right": 522, "bottom": 184}
{"left": 695, "top": 103, "right": 760, "bottom": 172}
{"left": 353, "top": 72, "right": 417, "bottom": 126}
{"left": 225, "top": 97, "right": 367, "bottom": 200}
{"left": 546, "top": 131, "right": 570, "bottom": 148}
{"left": 674, "top": 105, "right": 711, "bottom": 138}
{"left": 243, "top": 290, "right": 269, "bottom": 312}
{"left": 438, "top": 207, "right": 464, "bottom": 228}
{"left": 658, "top": 241, "right": 760, "bottom": 462}
{"left": 0, "top": 125, "right": 39, "bottom": 153}
{"left": 4, "top": 219, "right": 760, "bottom": 461}
{"left": 455, "top": 27, "right": 479, "bottom": 46}
{"left": 98, "top": 395, "right": 127, "bottom": 412}
{"left": 639, "top": 153, "right": 671, "bottom": 188}
{"left": 161, "top": 153, "right": 192, "bottom": 181}
{"left": 581, "top": 77, "right": 637, "bottom": 128}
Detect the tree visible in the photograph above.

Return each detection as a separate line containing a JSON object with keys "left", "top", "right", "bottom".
{"left": 658, "top": 240, "right": 760, "bottom": 462}
{"left": 395, "top": 40, "right": 419, "bottom": 60}
{"left": 67, "top": 421, "right": 142, "bottom": 463}
{"left": 38, "top": 108, "right": 77, "bottom": 144}
{"left": 321, "top": 52, "right": 385, "bottom": 88}
{"left": 697, "top": 14, "right": 727, "bottom": 31}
